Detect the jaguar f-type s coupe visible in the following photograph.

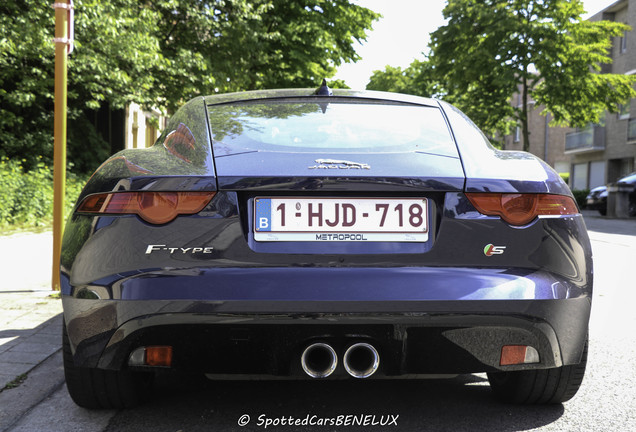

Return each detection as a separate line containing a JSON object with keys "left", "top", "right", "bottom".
{"left": 61, "top": 85, "right": 592, "bottom": 408}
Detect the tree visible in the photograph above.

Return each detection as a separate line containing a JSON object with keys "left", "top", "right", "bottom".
{"left": 147, "top": 0, "right": 375, "bottom": 108}
{"left": 0, "top": 0, "right": 379, "bottom": 172}
{"left": 367, "top": 59, "right": 442, "bottom": 98}
{"left": 428, "top": 0, "right": 636, "bottom": 151}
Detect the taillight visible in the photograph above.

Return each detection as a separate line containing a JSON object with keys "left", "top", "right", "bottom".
{"left": 465, "top": 193, "right": 578, "bottom": 226}
{"left": 77, "top": 191, "right": 216, "bottom": 224}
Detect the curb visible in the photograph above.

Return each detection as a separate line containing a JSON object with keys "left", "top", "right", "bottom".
{"left": 0, "top": 350, "right": 65, "bottom": 432}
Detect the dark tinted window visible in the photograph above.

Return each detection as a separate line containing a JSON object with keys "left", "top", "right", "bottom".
{"left": 208, "top": 101, "right": 458, "bottom": 157}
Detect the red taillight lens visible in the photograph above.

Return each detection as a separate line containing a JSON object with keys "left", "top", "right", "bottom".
{"left": 466, "top": 193, "right": 578, "bottom": 226}
{"left": 78, "top": 191, "right": 215, "bottom": 224}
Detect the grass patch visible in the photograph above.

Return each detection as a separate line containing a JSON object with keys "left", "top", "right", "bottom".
{"left": 2, "top": 374, "right": 28, "bottom": 391}
{"left": 0, "top": 224, "right": 53, "bottom": 236}
{"left": 48, "top": 292, "right": 61, "bottom": 300}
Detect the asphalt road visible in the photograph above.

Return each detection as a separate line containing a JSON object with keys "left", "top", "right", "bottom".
{"left": 2, "top": 211, "right": 636, "bottom": 432}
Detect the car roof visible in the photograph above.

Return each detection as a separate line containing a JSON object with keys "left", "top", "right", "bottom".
{"left": 203, "top": 88, "right": 439, "bottom": 107}
{"left": 618, "top": 172, "right": 636, "bottom": 183}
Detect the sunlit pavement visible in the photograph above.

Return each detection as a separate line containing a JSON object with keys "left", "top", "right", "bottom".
{"left": 0, "top": 231, "right": 61, "bottom": 391}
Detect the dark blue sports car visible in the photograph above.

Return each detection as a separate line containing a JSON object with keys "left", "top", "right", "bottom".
{"left": 61, "top": 84, "right": 592, "bottom": 408}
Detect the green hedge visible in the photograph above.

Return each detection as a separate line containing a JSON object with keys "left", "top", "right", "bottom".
{"left": 0, "top": 157, "right": 88, "bottom": 232}
{"left": 572, "top": 189, "right": 590, "bottom": 210}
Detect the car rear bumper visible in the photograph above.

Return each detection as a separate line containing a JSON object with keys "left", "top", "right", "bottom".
{"left": 63, "top": 266, "right": 591, "bottom": 376}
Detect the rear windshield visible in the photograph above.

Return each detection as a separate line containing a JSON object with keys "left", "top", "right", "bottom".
{"left": 207, "top": 100, "right": 458, "bottom": 157}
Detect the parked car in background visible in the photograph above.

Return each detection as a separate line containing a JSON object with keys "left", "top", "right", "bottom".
{"left": 586, "top": 185, "right": 608, "bottom": 215}
{"left": 586, "top": 172, "right": 636, "bottom": 216}
{"left": 60, "top": 84, "right": 592, "bottom": 409}
{"left": 618, "top": 172, "right": 636, "bottom": 216}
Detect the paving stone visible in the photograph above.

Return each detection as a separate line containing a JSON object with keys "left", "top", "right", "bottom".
{"left": 0, "top": 337, "right": 19, "bottom": 354}
{"left": 32, "top": 307, "right": 63, "bottom": 316}
{"left": 0, "top": 362, "right": 33, "bottom": 378}
{"left": 0, "top": 310, "right": 28, "bottom": 318}
{"left": 23, "top": 333, "right": 60, "bottom": 344}
{"left": 3, "top": 320, "right": 41, "bottom": 331}
{"left": 0, "top": 350, "right": 47, "bottom": 365}
{"left": 9, "top": 342, "right": 59, "bottom": 356}
{"left": 36, "top": 328, "right": 62, "bottom": 338}
{"left": 0, "top": 373, "right": 16, "bottom": 389}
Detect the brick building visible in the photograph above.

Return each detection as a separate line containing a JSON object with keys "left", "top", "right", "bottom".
{"left": 502, "top": 90, "right": 573, "bottom": 176}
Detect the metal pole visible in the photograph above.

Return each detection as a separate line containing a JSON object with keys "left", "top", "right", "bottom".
{"left": 52, "top": 1, "right": 70, "bottom": 291}
{"left": 544, "top": 113, "right": 549, "bottom": 163}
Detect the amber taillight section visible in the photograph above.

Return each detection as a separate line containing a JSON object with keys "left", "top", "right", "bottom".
{"left": 465, "top": 193, "right": 578, "bottom": 226}
{"left": 77, "top": 191, "right": 216, "bottom": 224}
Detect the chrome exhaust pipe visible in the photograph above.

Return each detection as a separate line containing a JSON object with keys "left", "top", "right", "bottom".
{"left": 301, "top": 343, "right": 338, "bottom": 378}
{"left": 343, "top": 343, "right": 379, "bottom": 378}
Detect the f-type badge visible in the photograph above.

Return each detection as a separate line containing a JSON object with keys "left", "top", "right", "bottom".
{"left": 308, "top": 159, "right": 371, "bottom": 170}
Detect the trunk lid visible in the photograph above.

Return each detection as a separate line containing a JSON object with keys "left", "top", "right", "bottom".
{"left": 213, "top": 151, "right": 465, "bottom": 191}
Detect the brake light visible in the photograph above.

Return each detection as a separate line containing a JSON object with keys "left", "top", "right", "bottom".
{"left": 465, "top": 193, "right": 578, "bottom": 226}
{"left": 77, "top": 191, "right": 216, "bottom": 224}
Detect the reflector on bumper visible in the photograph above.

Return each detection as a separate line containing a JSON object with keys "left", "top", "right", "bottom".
{"left": 500, "top": 345, "right": 540, "bottom": 366}
{"left": 128, "top": 346, "right": 173, "bottom": 367}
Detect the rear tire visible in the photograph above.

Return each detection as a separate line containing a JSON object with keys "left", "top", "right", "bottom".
{"left": 63, "top": 323, "right": 152, "bottom": 409}
{"left": 487, "top": 339, "right": 587, "bottom": 404}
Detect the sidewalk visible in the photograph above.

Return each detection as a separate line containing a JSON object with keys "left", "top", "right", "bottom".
{"left": 0, "top": 294, "right": 62, "bottom": 389}
{"left": 0, "top": 231, "right": 62, "bottom": 390}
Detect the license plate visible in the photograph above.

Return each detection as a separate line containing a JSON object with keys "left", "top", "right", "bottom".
{"left": 253, "top": 197, "right": 428, "bottom": 242}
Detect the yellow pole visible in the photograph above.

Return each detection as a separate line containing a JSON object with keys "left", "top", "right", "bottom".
{"left": 52, "top": 1, "right": 69, "bottom": 291}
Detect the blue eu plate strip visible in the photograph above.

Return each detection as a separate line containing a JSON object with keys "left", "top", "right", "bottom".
{"left": 254, "top": 198, "right": 272, "bottom": 231}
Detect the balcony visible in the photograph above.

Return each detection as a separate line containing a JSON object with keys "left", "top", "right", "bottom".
{"left": 565, "top": 126, "right": 605, "bottom": 154}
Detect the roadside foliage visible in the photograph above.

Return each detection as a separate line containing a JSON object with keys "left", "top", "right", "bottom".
{"left": 0, "top": 0, "right": 378, "bottom": 172}
{"left": 0, "top": 0, "right": 378, "bottom": 229}
{"left": 0, "top": 157, "right": 87, "bottom": 231}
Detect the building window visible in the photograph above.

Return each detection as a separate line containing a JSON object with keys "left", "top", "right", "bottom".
{"left": 589, "top": 161, "right": 606, "bottom": 189}
{"left": 628, "top": 118, "right": 636, "bottom": 142}
{"left": 572, "top": 163, "right": 589, "bottom": 191}
{"left": 620, "top": 31, "right": 628, "bottom": 54}
{"left": 619, "top": 102, "right": 630, "bottom": 120}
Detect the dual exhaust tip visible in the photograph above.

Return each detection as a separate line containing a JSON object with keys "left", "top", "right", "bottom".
{"left": 301, "top": 342, "right": 379, "bottom": 379}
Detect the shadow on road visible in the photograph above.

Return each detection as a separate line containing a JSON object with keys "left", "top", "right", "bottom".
{"left": 0, "top": 314, "right": 62, "bottom": 347}
{"left": 104, "top": 371, "right": 565, "bottom": 432}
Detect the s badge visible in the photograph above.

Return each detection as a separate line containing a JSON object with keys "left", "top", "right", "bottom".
{"left": 484, "top": 244, "right": 506, "bottom": 256}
